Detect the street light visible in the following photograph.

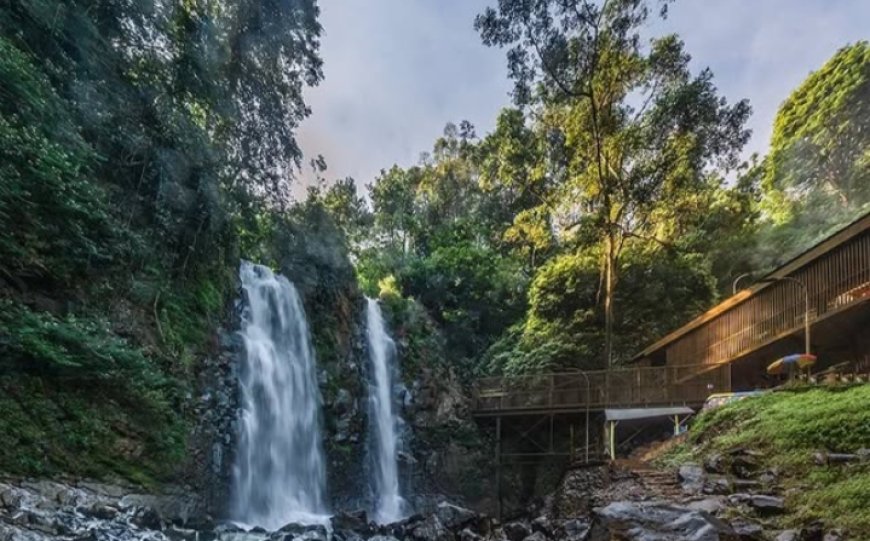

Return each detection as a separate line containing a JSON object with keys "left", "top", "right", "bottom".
{"left": 577, "top": 370, "right": 590, "bottom": 463}
{"left": 761, "top": 276, "right": 811, "bottom": 356}
{"left": 732, "top": 272, "right": 753, "bottom": 295}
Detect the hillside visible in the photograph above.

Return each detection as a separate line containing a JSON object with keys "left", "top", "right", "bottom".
{"left": 661, "top": 384, "right": 870, "bottom": 533}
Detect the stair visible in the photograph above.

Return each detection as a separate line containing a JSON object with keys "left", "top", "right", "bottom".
{"left": 634, "top": 468, "right": 683, "bottom": 500}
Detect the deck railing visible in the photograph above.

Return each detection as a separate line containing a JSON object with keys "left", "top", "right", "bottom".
{"left": 666, "top": 234, "right": 870, "bottom": 369}
{"left": 473, "top": 363, "right": 731, "bottom": 414}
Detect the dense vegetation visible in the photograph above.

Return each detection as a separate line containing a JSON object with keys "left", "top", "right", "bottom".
{"left": 342, "top": 5, "right": 870, "bottom": 379}
{"left": 661, "top": 384, "right": 870, "bottom": 532}
{"left": 0, "top": 0, "right": 322, "bottom": 482}
{"left": 0, "top": 0, "right": 867, "bottom": 491}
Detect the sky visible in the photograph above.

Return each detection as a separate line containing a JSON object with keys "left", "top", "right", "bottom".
{"left": 296, "top": 0, "right": 870, "bottom": 194}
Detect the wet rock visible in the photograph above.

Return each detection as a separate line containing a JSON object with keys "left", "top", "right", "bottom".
{"left": 704, "top": 453, "right": 726, "bottom": 474}
{"left": 434, "top": 502, "right": 478, "bottom": 530}
{"left": 331, "top": 530, "right": 365, "bottom": 541}
{"left": 408, "top": 515, "right": 451, "bottom": 541}
{"left": 592, "top": 501, "right": 738, "bottom": 541}
{"left": 553, "top": 519, "right": 590, "bottom": 541}
{"left": 704, "top": 476, "right": 732, "bottom": 495}
{"left": 330, "top": 510, "right": 370, "bottom": 533}
{"left": 530, "top": 516, "right": 552, "bottom": 537}
{"left": 678, "top": 464, "right": 705, "bottom": 494}
{"left": 685, "top": 497, "right": 725, "bottom": 515}
{"left": 368, "top": 536, "right": 401, "bottom": 541}
{"left": 748, "top": 494, "right": 784, "bottom": 515}
{"left": 520, "top": 532, "right": 547, "bottom": 541}
{"left": 83, "top": 503, "right": 120, "bottom": 521}
{"left": 774, "top": 524, "right": 824, "bottom": 541}
{"left": 731, "top": 479, "right": 761, "bottom": 491}
{"left": 502, "top": 521, "right": 532, "bottom": 541}
{"left": 130, "top": 506, "right": 163, "bottom": 530}
{"left": 730, "top": 519, "right": 764, "bottom": 540}
{"left": 458, "top": 527, "right": 483, "bottom": 541}
{"left": 758, "top": 471, "right": 778, "bottom": 485}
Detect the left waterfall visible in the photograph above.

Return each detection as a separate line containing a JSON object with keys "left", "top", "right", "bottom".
{"left": 232, "top": 261, "right": 328, "bottom": 529}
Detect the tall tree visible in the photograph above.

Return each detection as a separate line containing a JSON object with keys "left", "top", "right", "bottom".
{"left": 763, "top": 41, "right": 870, "bottom": 222}
{"left": 476, "top": 0, "right": 750, "bottom": 365}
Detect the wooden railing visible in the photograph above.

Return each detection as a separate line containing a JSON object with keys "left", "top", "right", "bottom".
{"left": 667, "top": 233, "right": 870, "bottom": 369}
{"left": 473, "top": 363, "right": 731, "bottom": 414}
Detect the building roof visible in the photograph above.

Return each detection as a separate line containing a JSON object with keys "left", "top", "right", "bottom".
{"left": 605, "top": 406, "right": 694, "bottom": 422}
{"left": 632, "top": 210, "right": 870, "bottom": 362}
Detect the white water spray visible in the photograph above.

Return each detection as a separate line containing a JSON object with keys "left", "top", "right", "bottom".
{"left": 365, "top": 298, "right": 407, "bottom": 524}
{"left": 232, "top": 261, "right": 329, "bottom": 529}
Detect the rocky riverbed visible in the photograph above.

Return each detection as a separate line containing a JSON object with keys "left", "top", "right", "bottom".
{"left": 1, "top": 457, "right": 855, "bottom": 541}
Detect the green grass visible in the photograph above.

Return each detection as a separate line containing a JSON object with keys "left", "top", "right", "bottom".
{"left": 661, "top": 384, "right": 870, "bottom": 533}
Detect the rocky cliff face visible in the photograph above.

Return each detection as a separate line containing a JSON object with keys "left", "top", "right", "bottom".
{"left": 188, "top": 296, "right": 244, "bottom": 518}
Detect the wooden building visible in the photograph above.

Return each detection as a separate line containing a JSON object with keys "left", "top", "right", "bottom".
{"left": 633, "top": 212, "right": 870, "bottom": 390}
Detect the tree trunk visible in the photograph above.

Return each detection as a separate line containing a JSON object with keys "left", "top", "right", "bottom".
{"left": 604, "top": 233, "right": 616, "bottom": 368}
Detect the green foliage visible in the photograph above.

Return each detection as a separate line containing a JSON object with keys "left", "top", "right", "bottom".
{"left": 476, "top": 0, "right": 750, "bottom": 365}
{"left": 663, "top": 385, "right": 870, "bottom": 532}
{"left": 0, "top": 38, "right": 128, "bottom": 282}
{"left": 379, "top": 296, "right": 448, "bottom": 382}
{"left": 489, "top": 247, "right": 716, "bottom": 375}
{"left": 765, "top": 42, "right": 870, "bottom": 222}
{"left": 0, "top": 0, "right": 322, "bottom": 483}
{"left": 0, "top": 303, "right": 185, "bottom": 481}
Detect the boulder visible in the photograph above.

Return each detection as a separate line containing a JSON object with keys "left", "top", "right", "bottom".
{"left": 704, "top": 476, "right": 732, "bottom": 495}
{"left": 678, "top": 464, "right": 705, "bottom": 494}
{"left": 434, "top": 502, "right": 478, "bottom": 530}
{"left": 553, "top": 519, "right": 590, "bottom": 541}
{"left": 748, "top": 495, "right": 784, "bottom": 515}
{"left": 330, "top": 510, "right": 370, "bottom": 533}
{"left": 592, "top": 501, "right": 738, "bottom": 541}
{"left": 408, "top": 515, "right": 451, "bottom": 541}
{"left": 704, "top": 453, "right": 726, "bottom": 474}
{"left": 685, "top": 497, "right": 725, "bottom": 515}
{"left": 730, "top": 519, "right": 765, "bottom": 540}
{"left": 530, "top": 516, "right": 552, "bottom": 537}
{"left": 520, "top": 532, "right": 547, "bottom": 541}
{"left": 502, "top": 521, "right": 532, "bottom": 541}
{"left": 459, "top": 528, "right": 483, "bottom": 541}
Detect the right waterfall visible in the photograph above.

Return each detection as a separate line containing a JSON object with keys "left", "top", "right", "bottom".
{"left": 364, "top": 297, "right": 407, "bottom": 524}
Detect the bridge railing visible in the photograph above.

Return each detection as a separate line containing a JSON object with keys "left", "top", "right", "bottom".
{"left": 473, "top": 363, "right": 731, "bottom": 414}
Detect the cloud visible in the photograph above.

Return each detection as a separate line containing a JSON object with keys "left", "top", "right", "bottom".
{"left": 296, "top": 0, "right": 870, "bottom": 195}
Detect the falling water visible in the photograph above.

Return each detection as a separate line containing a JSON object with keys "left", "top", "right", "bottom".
{"left": 365, "top": 298, "right": 407, "bottom": 524}
{"left": 232, "top": 261, "right": 328, "bottom": 529}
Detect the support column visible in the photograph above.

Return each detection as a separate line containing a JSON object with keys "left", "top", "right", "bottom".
{"left": 608, "top": 420, "right": 618, "bottom": 460}
{"left": 495, "top": 416, "right": 502, "bottom": 520}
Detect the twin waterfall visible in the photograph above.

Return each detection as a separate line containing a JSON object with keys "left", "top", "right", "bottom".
{"left": 232, "top": 261, "right": 406, "bottom": 528}
{"left": 232, "top": 262, "right": 329, "bottom": 529}
{"left": 365, "top": 298, "right": 407, "bottom": 524}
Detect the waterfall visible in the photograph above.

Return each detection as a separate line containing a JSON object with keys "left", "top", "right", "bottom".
{"left": 365, "top": 298, "right": 407, "bottom": 524}
{"left": 232, "top": 261, "right": 328, "bottom": 529}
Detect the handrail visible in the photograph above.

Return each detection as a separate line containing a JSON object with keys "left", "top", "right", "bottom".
{"left": 473, "top": 363, "right": 731, "bottom": 413}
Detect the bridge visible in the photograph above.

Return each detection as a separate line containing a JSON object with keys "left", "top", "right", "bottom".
{"left": 473, "top": 363, "right": 731, "bottom": 417}
{"left": 472, "top": 213, "right": 869, "bottom": 516}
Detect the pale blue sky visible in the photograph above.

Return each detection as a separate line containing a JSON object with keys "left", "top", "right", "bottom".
{"left": 296, "top": 0, "right": 870, "bottom": 192}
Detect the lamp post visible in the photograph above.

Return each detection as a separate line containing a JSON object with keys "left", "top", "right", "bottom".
{"left": 732, "top": 273, "right": 752, "bottom": 295}
{"left": 762, "top": 276, "right": 811, "bottom": 356}
{"left": 780, "top": 276, "right": 811, "bottom": 356}
{"left": 578, "top": 370, "right": 590, "bottom": 463}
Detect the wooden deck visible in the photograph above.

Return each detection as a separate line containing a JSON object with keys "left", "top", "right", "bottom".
{"left": 473, "top": 363, "right": 731, "bottom": 416}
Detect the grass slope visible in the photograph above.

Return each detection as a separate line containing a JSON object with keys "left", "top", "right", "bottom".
{"left": 662, "top": 384, "right": 870, "bottom": 533}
